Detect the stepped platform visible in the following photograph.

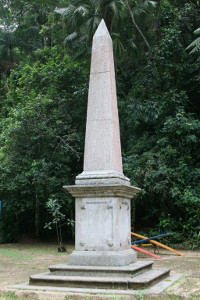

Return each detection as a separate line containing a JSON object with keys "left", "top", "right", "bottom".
{"left": 29, "top": 261, "right": 170, "bottom": 290}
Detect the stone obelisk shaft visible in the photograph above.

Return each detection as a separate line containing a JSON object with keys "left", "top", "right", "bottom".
{"left": 76, "top": 19, "right": 129, "bottom": 185}
{"left": 84, "top": 20, "right": 122, "bottom": 173}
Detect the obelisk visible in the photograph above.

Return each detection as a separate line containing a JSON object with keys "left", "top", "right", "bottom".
{"left": 64, "top": 20, "right": 140, "bottom": 267}
{"left": 28, "top": 20, "right": 172, "bottom": 291}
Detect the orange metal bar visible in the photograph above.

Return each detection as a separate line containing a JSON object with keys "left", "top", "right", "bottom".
{"left": 131, "top": 232, "right": 185, "bottom": 256}
{"left": 131, "top": 245, "right": 162, "bottom": 259}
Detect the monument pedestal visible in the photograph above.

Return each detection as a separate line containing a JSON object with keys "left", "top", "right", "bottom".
{"left": 64, "top": 178, "right": 139, "bottom": 267}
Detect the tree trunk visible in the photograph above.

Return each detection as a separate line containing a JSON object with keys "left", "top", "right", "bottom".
{"left": 100, "top": 3, "right": 112, "bottom": 33}
{"left": 35, "top": 190, "right": 40, "bottom": 238}
{"left": 9, "top": 46, "right": 14, "bottom": 62}
{"left": 129, "top": 8, "right": 150, "bottom": 49}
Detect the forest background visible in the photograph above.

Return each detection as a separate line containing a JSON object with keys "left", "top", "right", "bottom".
{"left": 0, "top": 0, "right": 199, "bottom": 249}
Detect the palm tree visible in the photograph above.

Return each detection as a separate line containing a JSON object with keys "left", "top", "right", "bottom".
{"left": 123, "top": 0, "right": 157, "bottom": 49}
{"left": 55, "top": 0, "right": 125, "bottom": 59}
{"left": 55, "top": 0, "right": 123, "bottom": 33}
{"left": 0, "top": 27, "right": 18, "bottom": 63}
{"left": 55, "top": 0, "right": 156, "bottom": 60}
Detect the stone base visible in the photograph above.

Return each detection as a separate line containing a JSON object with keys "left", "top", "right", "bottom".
{"left": 48, "top": 260, "right": 153, "bottom": 277}
{"left": 68, "top": 249, "right": 137, "bottom": 266}
{"left": 29, "top": 261, "right": 171, "bottom": 290}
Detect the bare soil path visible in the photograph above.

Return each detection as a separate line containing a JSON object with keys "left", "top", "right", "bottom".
{"left": 0, "top": 242, "right": 199, "bottom": 299}
{"left": 141, "top": 249, "right": 200, "bottom": 298}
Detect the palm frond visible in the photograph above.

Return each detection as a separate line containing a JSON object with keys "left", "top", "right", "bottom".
{"left": 194, "top": 27, "right": 200, "bottom": 35}
{"left": 74, "top": 5, "right": 89, "bottom": 16}
{"left": 144, "top": 0, "right": 157, "bottom": 8}
{"left": 85, "top": 16, "right": 101, "bottom": 34}
{"left": 107, "top": 1, "right": 120, "bottom": 18}
{"left": 127, "top": 37, "right": 137, "bottom": 50}
{"left": 55, "top": 5, "right": 77, "bottom": 19}
{"left": 190, "top": 45, "right": 200, "bottom": 54}
{"left": 131, "top": 6, "right": 146, "bottom": 16}
{"left": 64, "top": 32, "right": 78, "bottom": 43}
{"left": 54, "top": 8, "right": 68, "bottom": 15}
{"left": 112, "top": 32, "right": 126, "bottom": 61}
{"left": 186, "top": 37, "right": 200, "bottom": 53}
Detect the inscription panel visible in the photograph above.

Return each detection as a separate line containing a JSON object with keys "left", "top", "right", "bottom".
{"left": 77, "top": 198, "right": 113, "bottom": 250}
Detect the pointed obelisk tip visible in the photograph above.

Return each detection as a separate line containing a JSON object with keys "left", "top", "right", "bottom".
{"left": 94, "top": 19, "right": 111, "bottom": 38}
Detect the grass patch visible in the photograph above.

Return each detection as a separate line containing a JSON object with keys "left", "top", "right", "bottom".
{"left": 0, "top": 292, "right": 32, "bottom": 300}
{"left": 25, "top": 248, "right": 66, "bottom": 255}
{"left": 140, "top": 296, "right": 200, "bottom": 300}
{"left": 0, "top": 292, "right": 18, "bottom": 300}
{"left": 0, "top": 249, "right": 35, "bottom": 259}
{"left": 108, "top": 297, "right": 126, "bottom": 300}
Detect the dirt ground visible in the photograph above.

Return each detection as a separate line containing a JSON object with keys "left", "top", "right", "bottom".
{"left": 0, "top": 242, "right": 199, "bottom": 299}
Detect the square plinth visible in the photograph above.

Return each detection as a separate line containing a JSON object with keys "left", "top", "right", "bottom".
{"left": 68, "top": 249, "right": 137, "bottom": 266}
{"left": 64, "top": 183, "right": 139, "bottom": 266}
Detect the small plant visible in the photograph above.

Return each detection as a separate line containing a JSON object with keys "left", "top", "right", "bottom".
{"left": 65, "top": 296, "right": 75, "bottom": 300}
{"left": 135, "top": 289, "right": 147, "bottom": 300}
{"left": 44, "top": 197, "right": 75, "bottom": 252}
{"left": 0, "top": 292, "right": 18, "bottom": 299}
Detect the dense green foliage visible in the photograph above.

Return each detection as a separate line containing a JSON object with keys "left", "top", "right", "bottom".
{"left": 0, "top": 0, "right": 199, "bottom": 248}
{"left": 0, "top": 46, "right": 88, "bottom": 240}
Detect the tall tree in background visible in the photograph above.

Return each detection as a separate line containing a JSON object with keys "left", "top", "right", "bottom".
{"left": 122, "top": 1, "right": 200, "bottom": 247}
{"left": 0, "top": 46, "right": 88, "bottom": 240}
{"left": 55, "top": 0, "right": 156, "bottom": 60}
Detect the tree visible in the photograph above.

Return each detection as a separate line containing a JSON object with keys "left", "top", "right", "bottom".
{"left": 44, "top": 197, "right": 75, "bottom": 251}
{"left": 122, "top": 1, "right": 200, "bottom": 247}
{"left": 0, "top": 46, "right": 88, "bottom": 241}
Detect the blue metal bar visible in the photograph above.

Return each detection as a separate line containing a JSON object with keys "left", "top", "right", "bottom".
{"left": 131, "top": 233, "right": 173, "bottom": 244}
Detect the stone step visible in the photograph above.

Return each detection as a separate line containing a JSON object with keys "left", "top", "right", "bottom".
{"left": 29, "top": 268, "right": 170, "bottom": 290}
{"left": 49, "top": 261, "right": 153, "bottom": 277}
